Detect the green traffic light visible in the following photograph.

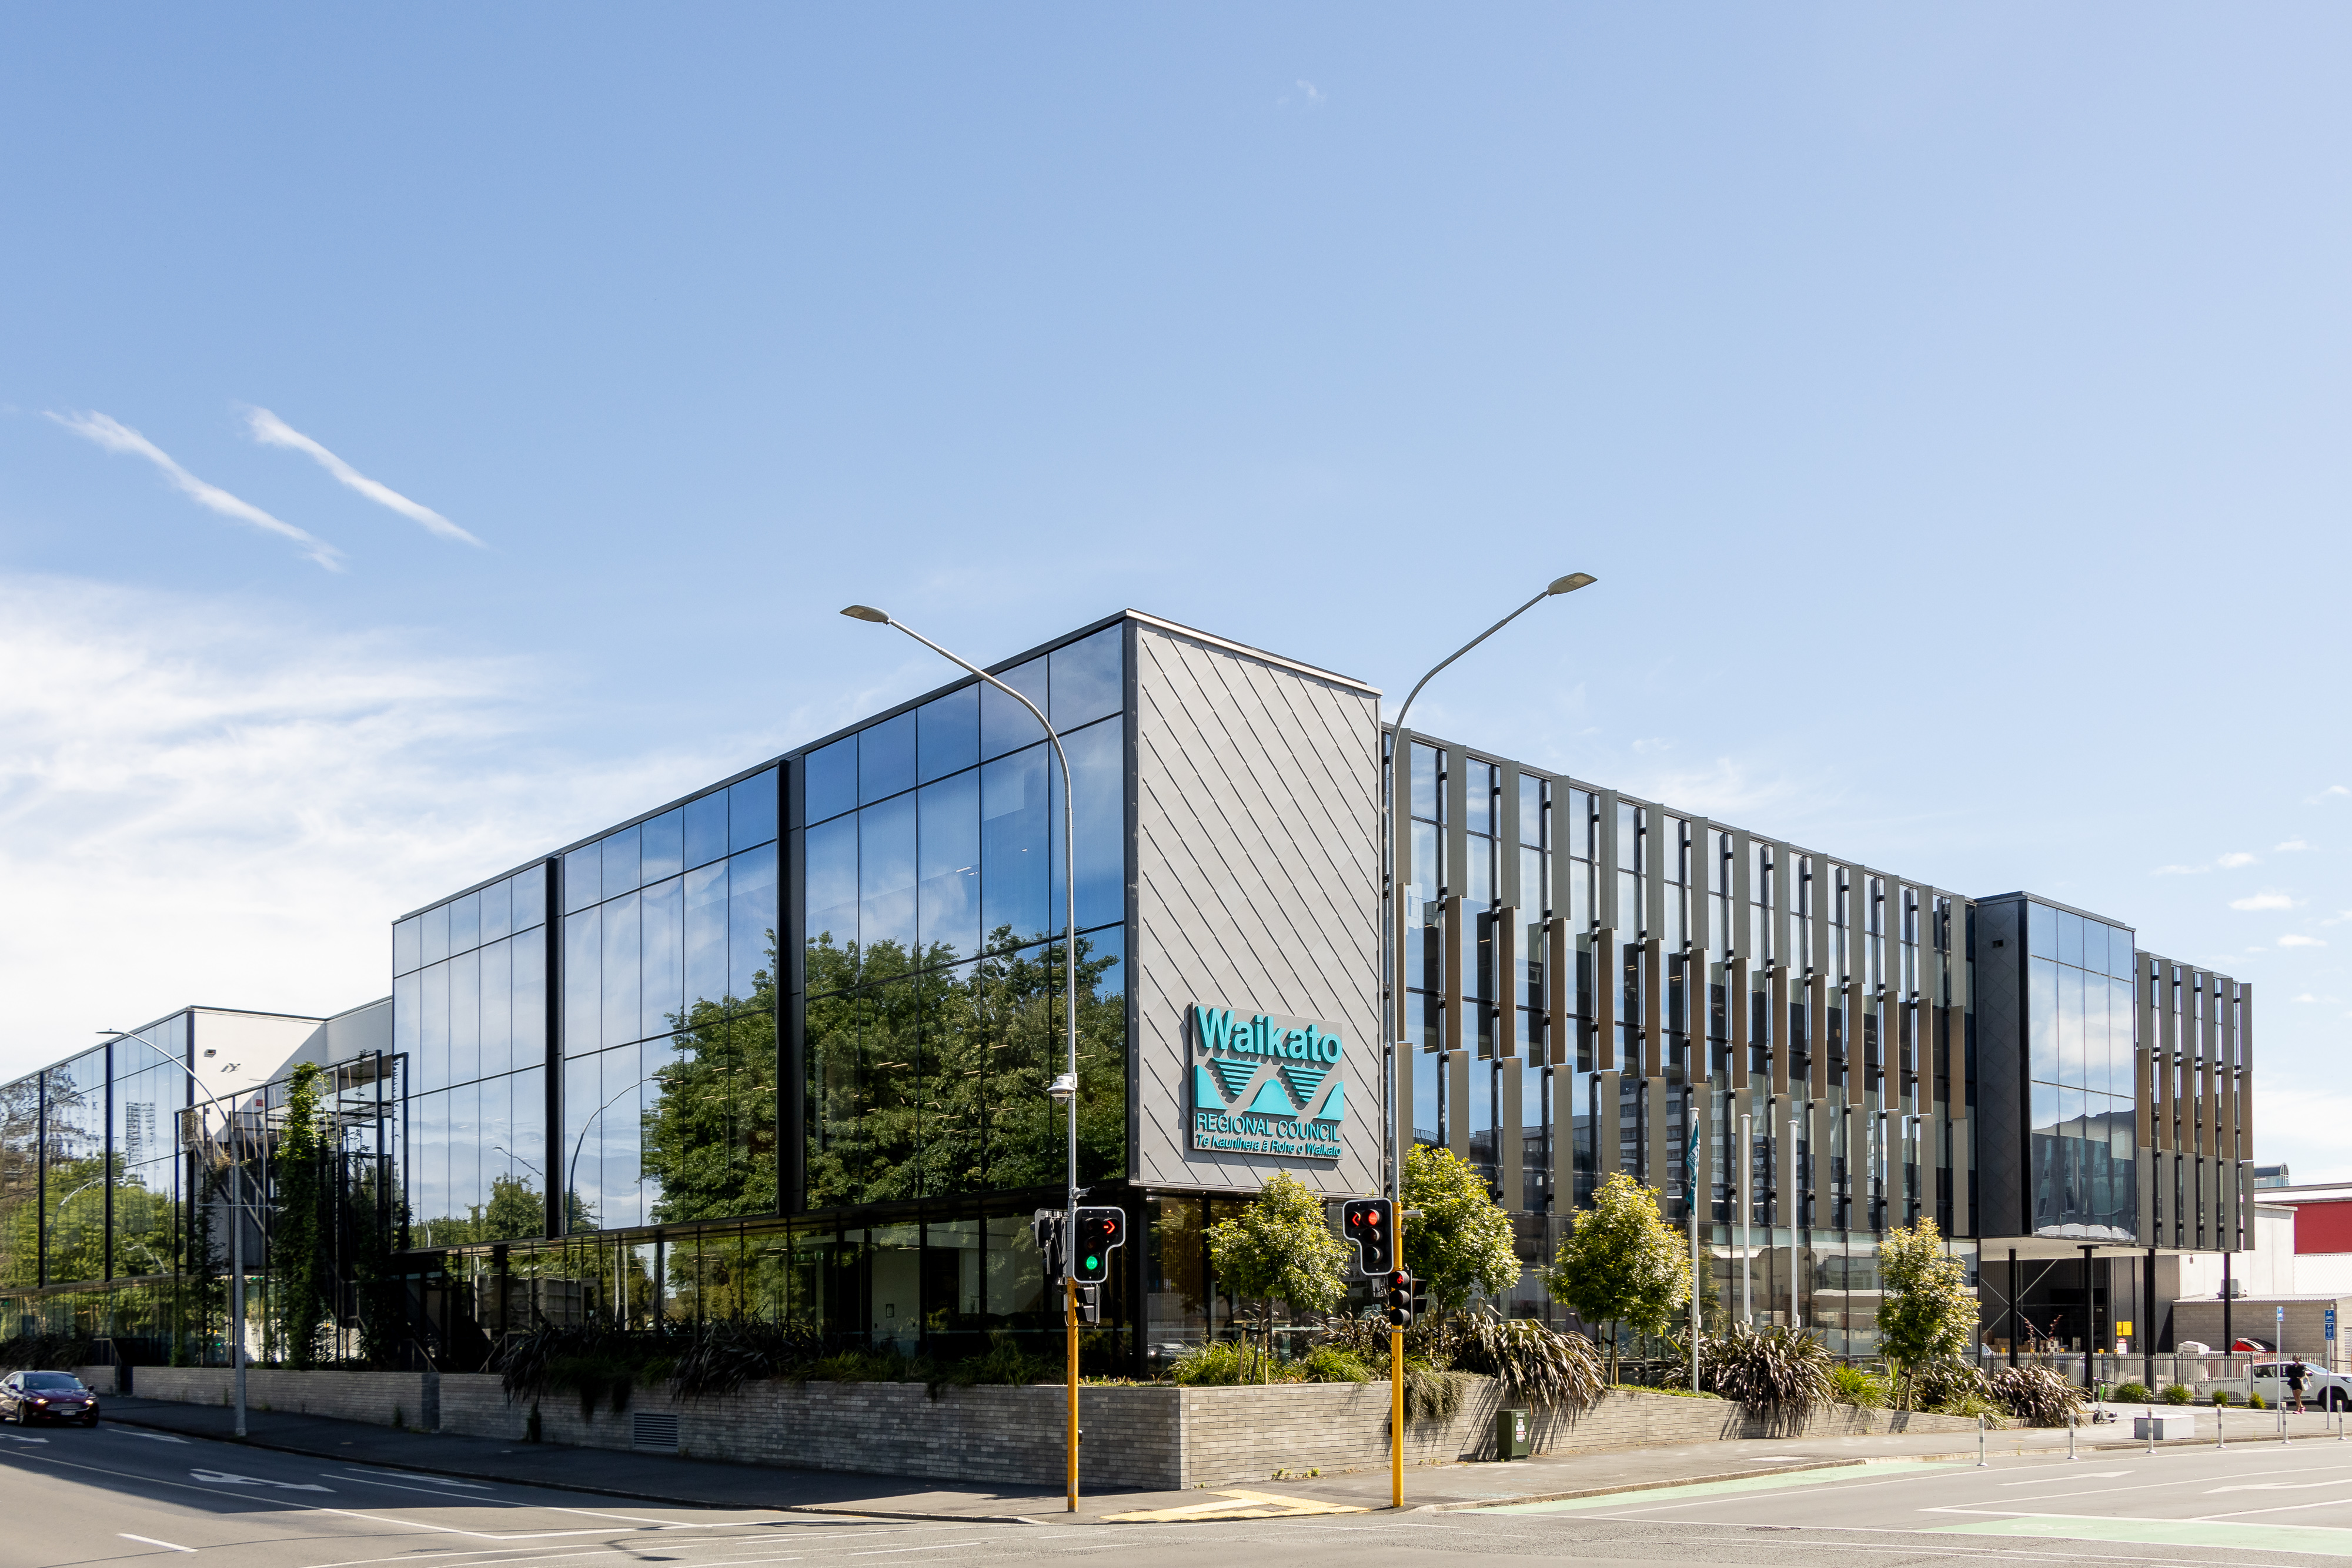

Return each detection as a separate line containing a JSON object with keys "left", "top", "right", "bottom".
{"left": 1086, "top": 1255, "right": 1100, "bottom": 1269}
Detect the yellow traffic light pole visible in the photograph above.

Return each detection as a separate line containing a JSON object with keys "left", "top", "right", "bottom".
{"left": 1391, "top": 1210, "right": 1405, "bottom": 1510}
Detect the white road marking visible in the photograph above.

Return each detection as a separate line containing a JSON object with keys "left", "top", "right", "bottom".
{"left": 334, "top": 1467, "right": 492, "bottom": 1487}
{"left": 120, "top": 1534, "right": 197, "bottom": 1553}
{"left": 113, "top": 1429, "right": 191, "bottom": 1443}
{"left": 846, "top": 1546, "right": 983, "bottom": 1558}
{"left": 191, "top": 1467, "right": 335, "bottom": 1492}
{"left": 0, "top": 1433, "right": 49, "bottom": 1443}
{"left": 1999, "top": 1471, "right": 2131, "bottom": 1484}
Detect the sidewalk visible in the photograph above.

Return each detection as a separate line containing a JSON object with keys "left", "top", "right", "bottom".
{"left": 96, "top": 1392, "right": 2349, "bottom": 1524}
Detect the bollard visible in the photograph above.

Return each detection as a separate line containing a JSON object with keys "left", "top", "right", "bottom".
{"left": 2069, "top": 1417, "right": 2078, "bottom": 1461}
{"left": 2147, "top": 1407, "right": 2156, "bottom": 1456}
{"left": 1977, "top": 1413, "right": 1989, "bottom": 1468}
{"left": 2219, "top": 1405, "right": 2226, "bottom": 1450}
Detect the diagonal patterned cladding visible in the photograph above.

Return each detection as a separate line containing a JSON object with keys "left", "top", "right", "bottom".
{"left": 1132, "top": 621, "right": 1382, "bottom": 1196}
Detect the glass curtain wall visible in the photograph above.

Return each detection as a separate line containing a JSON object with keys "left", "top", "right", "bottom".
{"left": 801, "top": 624, "right": 1128, "bottom": 1209}
{"left": 108, "top": 1024, "right": 188, "bottom": 1282}
{"left": 0, "top": 1064, "right": 39, "bottom": 1298}
{"left": 41, "top": 1050, "right": 107, "bottom": 1286}
{"left": 1516, "top": 774, "right": 1549, "bottom": 1216}
{"left": 560, "top": 771, "right": 779, "bottom": 1236}
{"left": 2027, "top": 902, "right": 2138, "bottom": 1238}
{"left": 395, "top": 862, "right": 551, "bottom": 1248}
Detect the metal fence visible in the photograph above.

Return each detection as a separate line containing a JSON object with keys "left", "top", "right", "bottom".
{"left": 1987, "top": 1350, "right": 2259, "bottom": 1390}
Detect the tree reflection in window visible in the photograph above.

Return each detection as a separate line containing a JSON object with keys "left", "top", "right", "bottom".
{"left": 804, "top": 925, "right": 1126, "bottom": 1209}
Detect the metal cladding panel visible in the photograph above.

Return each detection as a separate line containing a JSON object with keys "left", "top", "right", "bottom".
{"left": 1972, "top": 898, "right": 2026, "bottom": 1239}
{"left": 1130, "top": 622, "right": 1382, "bottom": 1197}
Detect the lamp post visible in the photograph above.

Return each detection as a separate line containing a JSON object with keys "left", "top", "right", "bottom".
{"left": 1379, "top": 573, "right": 1593, "bottom": 1203}
{"left": 98, "top": 1029, "right": 267, "bottom": 1439}
{"left": 842, "top": 604, "right": 1083, "bottom": 1513}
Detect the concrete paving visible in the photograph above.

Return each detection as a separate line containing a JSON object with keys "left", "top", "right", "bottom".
{"left": 96, "top": 1389, "right": 2352, "bottom": 1523}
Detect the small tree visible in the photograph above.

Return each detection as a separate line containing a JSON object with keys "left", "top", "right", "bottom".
{"left": 1205, "top": 1169, "right": 1351, "bottom": 1380}
{"left": 270, "top": 1062, "right": 332, "bottom": 1369}
{"left": 1876, "top": 1218, "right": 1975, "bottom": 1410}
{"left": 1545, "top": 1171, "right": 1690, "bottom": 1383}
{"left": 1399, "top": 1145, "right": 1520, "bottom": 1319}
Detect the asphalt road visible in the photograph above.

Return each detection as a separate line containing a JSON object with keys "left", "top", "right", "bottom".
{"left": 13, "top": 1419, "right": 2352, "bottom": 1568}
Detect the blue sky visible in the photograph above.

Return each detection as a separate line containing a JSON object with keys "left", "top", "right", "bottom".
{"left": 3, "top": 7, "right": 2347, "bottom": 1176}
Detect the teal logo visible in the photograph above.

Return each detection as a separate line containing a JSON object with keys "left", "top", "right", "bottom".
{"left": 1190, "top": 1005, "right": 1344, "bottom": 1160}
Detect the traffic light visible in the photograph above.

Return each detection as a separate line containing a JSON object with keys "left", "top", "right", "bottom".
{"left": 1032, "top": 1208, "right": 1065, "bottom": 1281}
{"left": 1341, "top": 1198, "right": 1395, "bottom": 1275}
{"left": 1074, "top": 1284, "right": 1101, "bottom": 1325}
{"left": 1071, "top": 1205, "right": 1126, "bottom": 1283}
{"left": 1385, "top": 1270, "right": 1414, "bottom": 1328}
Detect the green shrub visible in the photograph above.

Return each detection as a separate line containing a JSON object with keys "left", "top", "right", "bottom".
{"left": 1299, "top": 1345, "right": 1374, "bottom": 1384}
{"left": 1402, "top": 1366, "right": 1472, "bottom": 1426}
{"left": 2249, "top": 1390, "right": 2268, "bottom": 1410}
{"left": 1451, "top": 1314, "right": 1603, "bottom": 1412}
{"left": 1831, "top": 1364, "right": 1892, "bottom": 1409}
{"left": 1705, "top": 1325, "right": 1835, "bottom": 1420}
{"left": 1643, "top": 1385, "right": 1725, "bottom": 1400}
{"left": 1986, "top": 1363, "right": 2087, "bottom": 1427}
{"left": 1171, "top": 1340, "right": 1272, "bottom": 1386}
{"left": 2211, "top": 1389, "right": 2233, "bottom": 1407}
{"left": 2161, "top": 1383, "right": 2194, "bottom": 1406}
{"left": 2111, "top": 1381, "right": 2151, "bottom": 1405}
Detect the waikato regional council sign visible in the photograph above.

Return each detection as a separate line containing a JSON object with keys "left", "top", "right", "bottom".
{"left": 1189, "top": 1004, "right": 1347, "bottom": 1161}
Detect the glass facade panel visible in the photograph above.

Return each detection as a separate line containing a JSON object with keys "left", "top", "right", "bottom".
{"left": 394, "top": 916, "right": 421, "bottom": 977}
{"left": 684, "top": 789, "right": 728, "bottom": 870}
{"left": 684, "top": 858, "right": 731, "bottom": 1012}
{"left": 729, "top": 768, "right": 779, "bottom": 852}
{"left": 919, "top": 685, "right": 980, "bottom": 784}
{"left": 860, "top": 711, "right": 917, "bottom": 805}
{"left": 603, "top": 825, "right": 641, "bottom": 900}
{"left": 980, "top": 657, "right": 1047, "bottom": 760}
{"left": 859, "top": 792, "right": 920, "bottom": 961}
{"left": 918, "top": 771, "right": 982, "bottom": 963}
{"left": 1049, "top": 625, "right": 1122, "bottom": 730}
{"left": 514, "top": 861, "right": 547, "bottom": 927}
{"left": 806, "top": 738, "right": 856, "bottom": 825}
{"left": 981, "top": 745, "right": 1050, "bottom": 947}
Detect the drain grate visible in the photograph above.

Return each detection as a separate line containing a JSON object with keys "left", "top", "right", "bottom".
{"left": 632, "top": 1411, "right": 680, "bottom": 1452}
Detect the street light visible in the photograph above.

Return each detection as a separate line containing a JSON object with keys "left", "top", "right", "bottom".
{"left": 842, "top": 604, "right": 1083, "bottom": 1513}
{"left": 98, "top": 1028, "right": 268, "bottom": 1439}
{"left": 1381, "top": 573, "right": 1594, "bottom": 1202}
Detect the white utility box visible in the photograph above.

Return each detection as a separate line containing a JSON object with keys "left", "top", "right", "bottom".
{"left": 2134, "top": 1413, "right": 2197, "bottom": 1440}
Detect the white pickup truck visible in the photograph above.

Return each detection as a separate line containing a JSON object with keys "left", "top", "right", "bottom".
{"left": 2250, "top": 1360, "right": 2352, "bottom": 1411}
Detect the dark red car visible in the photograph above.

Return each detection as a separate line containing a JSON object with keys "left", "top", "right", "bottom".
{"left": 1, "top": 1370, "right": 99, "bottom": 1426}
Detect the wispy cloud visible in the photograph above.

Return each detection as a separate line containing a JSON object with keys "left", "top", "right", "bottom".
{"left": 2277, "top": 839, "right": 2314, "bottom": 852}
{"left": 2310, "top": 785, "right": 2352, "bottom": 804}
{"left": 48, "top": 410, "right": 343, "bottom": 570}
{"left": 245, "top": 407, "right": 481, "bottom": 546}
{"left": 0, "top": 571, "right": 744, "bottom": 1082}
{"left": 2156, "top": 851, "right": 2260, "bottom": 874}
{"left": 2229, "top": 891, "right": 2297, "bottom": 911}
{"left": 2278, "top": 934, "right": 2327, "bottom": 947}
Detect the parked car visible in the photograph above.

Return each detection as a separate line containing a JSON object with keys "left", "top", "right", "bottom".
{"left": 1, "top": 1370, "right": 99, "bottom": 1426}
{"left": 2250, "top": 1361, "right": 2352, "bottom": 1410}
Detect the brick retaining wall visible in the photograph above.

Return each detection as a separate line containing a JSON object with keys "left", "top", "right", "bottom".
{"left": 126, "top": 1369, "right": 1983, "bottom": 1489}
{"left": 131, "top": 1367, "right": 432, "bottom": 1429}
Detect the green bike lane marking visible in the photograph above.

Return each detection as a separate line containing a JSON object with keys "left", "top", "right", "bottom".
{"left": 1484, "top": 1459, "right": 1939, "bottom": 1513}
{"left": 1930, "top": 1515, "right": 2352, "bottom": 1557}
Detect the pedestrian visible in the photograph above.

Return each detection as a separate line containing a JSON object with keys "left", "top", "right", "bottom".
{"left": 2288, "top": 1358, "right": 2310, "bottom": 1415}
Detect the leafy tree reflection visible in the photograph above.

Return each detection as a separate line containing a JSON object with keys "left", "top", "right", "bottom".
{"left": 806, "top": 925, "right": 1125, "bottom": 1209}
